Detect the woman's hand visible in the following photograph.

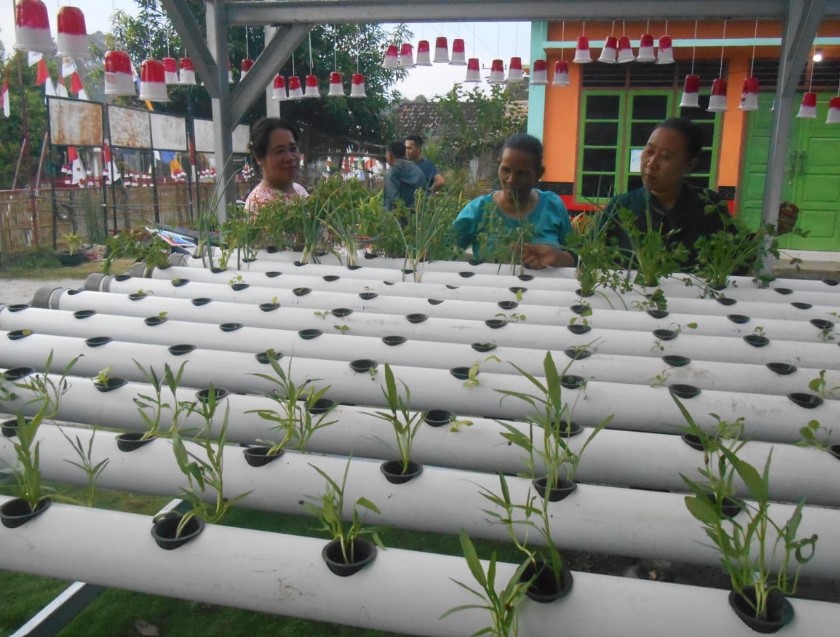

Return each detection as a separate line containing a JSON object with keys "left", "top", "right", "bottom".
{"left": 522, "top": 243, "right": 576, "bottom": 269}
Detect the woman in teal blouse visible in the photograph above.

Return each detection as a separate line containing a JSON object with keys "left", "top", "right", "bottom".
{"left": 452, "top": 133, "right": 576, "bottom": 269}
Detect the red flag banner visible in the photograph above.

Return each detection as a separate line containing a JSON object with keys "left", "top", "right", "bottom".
{"left": 70, "top": 71, "right": 84, "bottom": 94}
{"left": 35, "top": 58, "right": 49, "bottom": 86}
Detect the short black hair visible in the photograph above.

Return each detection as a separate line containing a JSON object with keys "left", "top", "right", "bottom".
{"left": 501, "top": 133, "right": 543, "bottom": 172}
{"left": 388, "top": 140, "right": 407, "bottom": 159}
{"left": 250, "top": 118, "right": 300, "bottom": 160}
{"left": 655, "top": 117, "right": 704, "bottom": 161}
{"left": 405, "top": 134, "right": 424, "bottom": 147}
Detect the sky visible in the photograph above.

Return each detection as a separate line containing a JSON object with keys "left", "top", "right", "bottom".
{"left": 0, "top": 2, "right": 531, "bottom": 100}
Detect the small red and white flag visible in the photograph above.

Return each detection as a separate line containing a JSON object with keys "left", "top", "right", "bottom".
{"left": 28, "top": 51, "right": 43, "bottom": 67}
{"left": 70, "top": 71, "right": 84, "bottom": 95}
{"left": 103, "top": 142, "right": 121, "bottom": 184}
{"left": 35, "top": 58, "right": 49, "bottom": 86}
{"left": 68, "top": 147, "right": 87, "bottom": 185}
{"left": 0, "top": 79, "right": 10, "bottom": 118}
{"left": 62, "top": 57, "right": 77, "bottom": 78}
{"left": 56, "top": 77, "right": 69, "bottom": 98}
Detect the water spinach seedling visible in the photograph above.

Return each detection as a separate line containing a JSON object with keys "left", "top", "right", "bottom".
{"left": 370, "top": 364, "right": 428, "bottom": 475}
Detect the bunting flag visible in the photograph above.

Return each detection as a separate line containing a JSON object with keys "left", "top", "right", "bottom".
{"left": 61, "top": 57, "right": 77, "bottom": 78}
{"left": 28, "top": 51, "right": 43, "bottom": 66}
{"left": 68, "top": 147, "right": 87, "bottom": 185}
{"left": 1, "top": 79, "right": 9, "bottom": 118}
{"left": 56, "top": 77, "right": 69, "bottom": 98}
{"left": 70, "top": 71, "right": 84, "bottom": 94}
{"left": 78, "top": 88, "right": 89, "bottom": 101}
{"left": 35, "top": 58, "right": 49, "bottom": 85}
{"left": 44, "top": 77, "right": 56, "bottom": 96}
{"left": 103, "top": 142, "right": 121, "bottom": 184}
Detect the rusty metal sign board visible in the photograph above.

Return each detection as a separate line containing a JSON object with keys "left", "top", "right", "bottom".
{"left": 47, "top": 97, "right": 103, "bottom": 147}
{"left": 108, "top": 105, "right": 152, "bottom": 149}
{"left": 193, "top": 119, "right": 249, "bottom": 154}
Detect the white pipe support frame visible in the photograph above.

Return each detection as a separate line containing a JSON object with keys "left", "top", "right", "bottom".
{"left": 3, "top": 496, "right": 838, "bottom": 637}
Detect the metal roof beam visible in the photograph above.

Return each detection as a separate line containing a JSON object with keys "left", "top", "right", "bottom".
{"left": 225, "top": 0, "right": 840, "bottom": 25}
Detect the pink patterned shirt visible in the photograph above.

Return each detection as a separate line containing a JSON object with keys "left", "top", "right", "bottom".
{"left": 245, "top": 183, "right": 308, "bottom": 217}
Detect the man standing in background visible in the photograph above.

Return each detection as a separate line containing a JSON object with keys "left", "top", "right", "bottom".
{"left": 384, "top": 140, "right": 427, "bottom": 211}
{"left": 405, "top": 134, "right": 445, "bottom": 193}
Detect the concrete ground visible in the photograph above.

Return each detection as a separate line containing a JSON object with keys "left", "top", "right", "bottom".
{"left": 0, "top": 278, "right": 88, "bottom": 307}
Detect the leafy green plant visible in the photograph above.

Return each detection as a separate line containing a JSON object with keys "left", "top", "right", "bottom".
{"left": 463, "top": 354, "right": 502, "bottom": 388}
{"left": 303, "top": 460, "right": 383, "bottom": 564}
{"left": 480, "top": 474, "right": 568, "bottom": 603}
{"left": 102, "top": 229, "right": 171, "bottom": 275}
{"left": 615, "top": 206, "right": 687, "bottom": 288}
{"left": 0, "top": 354, "right": 76, "bottom": 510}
{"left": 132, "top": 361, "right": 193, "bottom": 440}
{"left": 249, "top": 351, "right": 336, "bottom": 452}
{"left": 566, "top": 208, "right": 630, "bottom": 298}
{"left": 497, "top": 352, "right": 611, "bottom": 493}
{"left": 60, "top": 231, "right": 84, "bottom": 254}
{"left": 441, "top": 528, "right": 532, "bottom": 637}
{"left": 58, "top": 426, "right": 110, "bottom": 507}
{"left": 807, "top": 370, "right": 840, "bottom": 399}
{"left": 168, "top": 387, "right": 251, "bottom": 537}
{"left": 370, "top": 364, "right": 428, "bottom": 474}
{"left": 683, "top": 448, "right": 818, "bottom": 622}
{"left": 333, "top": 324, "right": 350, "bottom": 335}
{"left": 471, "top": 201, "right": 536, "bottom": 276}
{"left": 797, "top": 420, "right": 833, "bottom": 452}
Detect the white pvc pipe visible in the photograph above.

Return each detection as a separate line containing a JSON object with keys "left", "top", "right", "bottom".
{"left": 3, "top": 373, "right": 838, "bottom": 506}
{"left": 3, "top": 497, "right": 837, "bottom": 637}
{"left": 3, "top": 428, "right": 839, "bottom": 579}
{"left": 4, "top": 306, "right": 837, "bottom": 397}
{"left": 3, "top": 332, "right": 838, "bottom": 444}
{"left": 142, "top": 265, "right": 839, "bottom": 344}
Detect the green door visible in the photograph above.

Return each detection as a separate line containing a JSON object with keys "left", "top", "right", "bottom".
{"left": 740, "top": 94, "right": 840, "bottom": 250}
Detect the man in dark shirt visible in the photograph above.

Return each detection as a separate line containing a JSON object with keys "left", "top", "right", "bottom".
{"left": 405, "top": 134, "right": 445, "bottom": 193}
{"left": 383, "top": 140, "right": 427, "bottom": 211}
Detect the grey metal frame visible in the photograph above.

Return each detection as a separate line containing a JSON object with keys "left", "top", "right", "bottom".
{"left": 157, "top": 0, "right": 839, "bottom": 254}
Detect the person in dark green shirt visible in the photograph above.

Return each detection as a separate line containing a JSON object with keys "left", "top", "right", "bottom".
{"left": 603, "top": 117, "right": 731, "bottom": 262}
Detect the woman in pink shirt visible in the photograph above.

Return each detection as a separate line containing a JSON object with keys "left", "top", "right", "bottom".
{"left": 245, "top": 118, "right": 308, "bottom": 218}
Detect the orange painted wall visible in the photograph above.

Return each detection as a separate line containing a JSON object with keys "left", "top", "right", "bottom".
{"left": 540, "top": 19, "right": 840, "bottom": 213}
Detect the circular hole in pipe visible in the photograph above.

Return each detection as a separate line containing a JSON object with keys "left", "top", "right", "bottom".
{"left": 73, "top": 309, "right": 96, "bottom": 319}
{"left": 427, "top": 298, "right": 444, "bottom": 305}
{"left": 787, "top": 392, "right": 823, "bottom": 409}
{"left": 255, "top": 350, "right": 283, "bottom": 365}
{"left": 425, "top": 410, "right": 454, "bottom": 427}
{"left": 7, "top": 304, "right": 29, "bottom": 312}
{"left": 823, "top": 279, "right": 839, "bottom": 286}
{"left": 94, "top": 377, "right": 128, "bottom": 392}
{"left": 115, "top": 274, "right": 131, "bottom": 281}
{"left": 669, "top": 384, "right": 701, "bottom": 399}
{"left": 743, "top": 334, "right": 770, "bottom": 348}
{"left": 450, "top": 367, "right": 471, "bottom": 380}
{"left": 332, "top": 308, "right": 353, "bottom": 318}
{"left": 556, "top": 421, "right": 583, "bottom": 437}
{"left": 766, "top": 362, "right": 797, "bottom": 375}
{"left": 322, "top": 275, "right": 340, "bottom": 282}
{"left": 128, "top": 292, "right": 149, "bottom": 301}
{"left": 567, "top": 324, "right": 591, "bottom": 335}
{"left": 298, "top": 329, "right": 322, "bottom": 340}
{"left": 144, "top": 316, "right": 167, "bottom": 326}
{"left": 560, "top": 374, "right": 585, "bottom": 389}
{"left": 5, "top": 367, "right": 35, "bottom": 381}
{"left": 564, "top": 347, "right": 592, "bottom": 361}
{"left": 293, "top": 287, "right": 311, "bottom": 297}
{"left": 310, "top": 398, "right": 337, "bottom": 414}
{"left": 85, "top": 336, "right": 112, "bottom": 348}
{"left": 774, "top": 287, "right": 794, "bottom": 295}
{"left": 192, "top": 297, "right": 212, "bottom": 306}
{"left": 485, "top": 319, "right": 508, "bottom": 329}
{"left": 210, "top": 267, "right": 227, "bottom": 274}
{"left": 458, "top": 272, "right": 475, "bottom": 278}
{"left": 509, "top": 286, "right": 527, "bottom": 295}
{"left": 231, "top": 283, "right": 250, "bottom": 291}
{"left": 265, "top": 271, "right": 282, "bottom": 278}
{"left": 67, "top": 289, "right": 82, "bottom": 295}
{"left": 727, "top": 314, "right": 751, "bottom": 324}
{"left": 171, "top": 278, "right": 189, "bottom": 287}
{"left": 518, "top": 274, "right": 535, "bottom": 281}
{"left": 653, "top": 329, "right": 678, "bottom": 341}
{"left": 811, "top": 319, "right": 835, "bottom": 330}
{"left": 498, "top": 301, "right": 518, "bottom": 310}
{"left": 383, "top": 281, "right": 395, "bottom": 286}
{"left": 196, "top": 387, "right": 229, "bottom": 403}
{"left": 571, "top": 304, "right": 590, "bottom": 316}
{"left": 406, "top": 313, "right": 428, "bottom": 324}
{"left": 647, "top": 309, "right": 670, "bottom": 319}
{"left": 791, "top": 302, "right": 812, "bottom": 310}
{"left": 169, "top": 344, "right": 196, "bottom": 356}
{"left": 663, "top": 355, "right": 691, "bottom": 367}
{"left": 220, "top": 322, "right": 243, "bottom": 333}
{"left": 681, "top": 433, "right": 704, "bottom": 451}
{"left": 7, "top": 330, "right": 33, "bottom": 341}
{"left": 716, "top": 297, "right": 737, "bottom": 306}
{"left": 347, "top": 265, "right": 362, "bottom": 271}
{"left": 259, "top": 302, "right": 279, "bottom": 312}
{"left": 472, "top": 342, "right": 497, "bottom": 353}
{"left": 445, "top": 284, "right": 459, "bottom": 290}
{"left": 382, "top": 335, "right": 406, "bottom": 346}
{"left": 359, "top": 292, "right": 378, "bottom": 300}
{"left": 350, "top": 359, "right": 377, "bottom": 373}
